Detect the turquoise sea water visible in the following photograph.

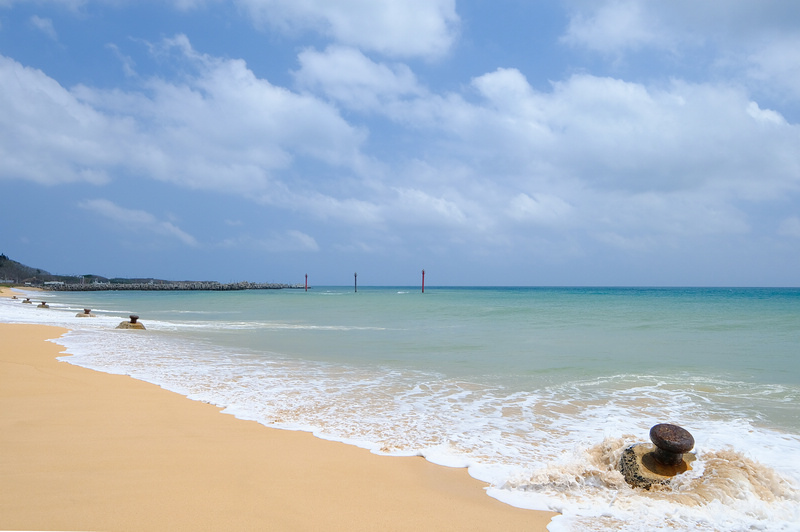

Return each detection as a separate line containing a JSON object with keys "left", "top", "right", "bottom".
{"left": 3, "top": 286, "right": 799, "bottom": 531}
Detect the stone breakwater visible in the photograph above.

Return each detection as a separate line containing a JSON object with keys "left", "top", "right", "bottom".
{"left": 43, "top": 281, "right": 301, "bottom": 291}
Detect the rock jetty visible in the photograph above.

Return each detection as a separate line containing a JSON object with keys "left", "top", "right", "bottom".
{"left": 43, "top": 281, "right": 301, "bottom": 292}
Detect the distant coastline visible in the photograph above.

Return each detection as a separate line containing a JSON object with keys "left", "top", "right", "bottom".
{"left": 1, "top": 254, "right": 301, "bottom": 291}
{"left": 41, "top": 281, "right": 302, "bottom": 291}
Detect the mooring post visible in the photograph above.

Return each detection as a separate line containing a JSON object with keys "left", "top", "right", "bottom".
{"left": 354, "top": 272, "right": 357, "bottom": 293}
{"left": 305, "top": 274, "right": 308, "bottom": 292}
{"left": 422, "top": 269, "right": 425, "bottom": 293}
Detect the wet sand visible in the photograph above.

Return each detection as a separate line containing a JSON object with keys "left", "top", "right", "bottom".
{"left": 0, "top": 315, "right": 556, "bottom": 531}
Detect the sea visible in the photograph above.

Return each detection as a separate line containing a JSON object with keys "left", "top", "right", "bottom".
{"left": 2, "top": 286, "right": 799, "bottom": 531}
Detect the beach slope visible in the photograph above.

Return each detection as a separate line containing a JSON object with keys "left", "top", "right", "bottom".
{"left": 0, "top": 322, "right": 555, "bottom": 531}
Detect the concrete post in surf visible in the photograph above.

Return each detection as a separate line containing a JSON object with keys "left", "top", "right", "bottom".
{"left": 422, "top": 269, "right": 425, "bottom": 293}
{"left": 117, "top": 314, "right": 146, "bottom": 330}
{"left": 354, "top": 272, "right": 357, "bottom": 293}
{"left": 619, "top": 423, "right": 695, "bottom": 489}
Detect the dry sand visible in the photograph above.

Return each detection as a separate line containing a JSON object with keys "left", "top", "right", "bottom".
{"left": 0, "top": 316, "right": 556, "bottom": 531}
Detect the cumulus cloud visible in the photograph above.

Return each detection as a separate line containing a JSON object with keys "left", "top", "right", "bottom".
{"left": 292, "top": 63, "right": 799, "bottom": 247}
{"left": 291, "top": 43, "right": 800, "bottom": 248}
{"left": 80, "top": 198, "right": 198, "bottom": 246}
{"left": 114, "top": 35, "right": 368, "bottom": 193}
{"left": 234, "top": 0, "right": 459, "bottom": 58}
{"left": 388, "top": 68, "right": 800, "bottom": 201}
{"left": 1, "top": 35, "right": 370, "bottom": 199}
{"left": 294, "top": 45, "right": 424, "bottom": 111}
{"left": 0, "top": 55, "right": 120, "bottom": 185}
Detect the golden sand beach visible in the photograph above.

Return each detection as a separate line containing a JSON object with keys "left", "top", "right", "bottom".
{"left": 0, "top": 288, "right": 555, "bottom": 531}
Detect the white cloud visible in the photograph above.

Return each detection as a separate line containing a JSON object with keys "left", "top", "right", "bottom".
{"left": 0, "top": 55, "right": 120, "bottom": 185}
{"left": 561, "top": 0, "right": 673, "bottom": 54}
{"left": 1, "top": 35, "right": 370, "bottom": 197}
{"left": 272, "top": 191, "right": 383, "bottom": 226}
{"left": 562, "top": 0, "right": 800, "bottom": 54}
{"left": 30, "top": 15, "right": 57, "bottom": 40}
{"left": 79, "top": 199, "right": 198, "bottom": 246}
{"left": 112, "top": 35, "right": 369, "bottom": 193}
{"left": 286, "top": 229, "right": 319, "bottom": 251}
{"left": 298, "top": 65, "right": 797, "bottom": 249}
{"left": 391, "top": 187, "right": 467, "bottom": 226}
{"left": 294, "top": 45, "right": 424, "bottom": 111}
{"left": 745, "top": 35, "right": 800, "bottom": 99}
{"left": 561, "top": 0, "right": 800, "bottom": 100}
{"left": 234, "top": 0, "right": 459, "bottom": 58}
{"left": 746, "top": 101, "right": 786, "bottom": 126}
{"left": 292, "top": 50, "right": 800, "bottom": 249}
{"left": 403, "top": 70, "right": 800, "bottom": 201}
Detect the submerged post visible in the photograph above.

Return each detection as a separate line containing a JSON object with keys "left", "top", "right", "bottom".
{"left": 619, "top": 423, "right": 695, "bottom": 489}
{"left": 422, "top": 269, "right": 425, "bottom": 293}
{"left": 354, "top": 272, "right": 357, "bottom": 293}
{"left": 117, "top": 314, "right": 146, "bottom": 330}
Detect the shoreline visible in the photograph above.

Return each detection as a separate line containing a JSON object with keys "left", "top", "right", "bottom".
{"left": 0, "top": 291, "right": 556, "bottom": 530}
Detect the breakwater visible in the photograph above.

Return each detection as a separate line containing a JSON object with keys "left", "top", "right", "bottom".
{"left": 43, "top": 281, "right": 301, "bottom": 291}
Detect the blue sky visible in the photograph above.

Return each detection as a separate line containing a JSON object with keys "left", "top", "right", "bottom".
{"left": 2, "top": 0, "right": 799, "bottom": 286}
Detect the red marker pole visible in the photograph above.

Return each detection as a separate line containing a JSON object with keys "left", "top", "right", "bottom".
{"left": 422, "top": 269, "right": 425, "bottom": 293}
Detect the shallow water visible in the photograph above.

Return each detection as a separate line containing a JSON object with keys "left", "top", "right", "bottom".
{"left": 3, "top": 286, "right": 799, "bottom": 531}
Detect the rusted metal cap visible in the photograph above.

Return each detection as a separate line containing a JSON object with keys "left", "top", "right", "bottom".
{"left": 650, "top": 423, "right": 694, "bottom": 466}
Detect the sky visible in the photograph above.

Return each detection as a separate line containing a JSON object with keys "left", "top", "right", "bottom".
{"left": 1, "top": 0, "right": 799, "bottom": 286}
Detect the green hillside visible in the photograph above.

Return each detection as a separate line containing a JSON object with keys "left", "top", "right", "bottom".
{"left": 0, "top": 254, "right": 51, "bottom": 283}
